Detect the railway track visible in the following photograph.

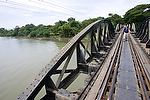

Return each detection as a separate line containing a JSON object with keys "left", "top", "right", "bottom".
{"left": 17, "top": 19, "right": 150, "bottom": 100}
{"left": 129, "top": 35, "right": 150, "bottom": 100}
{"left": 96, "top": 34, "right": 150, "bottom": 100}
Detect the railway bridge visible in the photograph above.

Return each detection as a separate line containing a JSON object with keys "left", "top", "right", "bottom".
{"left": 17, "top": 18, "right": 150, "bottom": 100}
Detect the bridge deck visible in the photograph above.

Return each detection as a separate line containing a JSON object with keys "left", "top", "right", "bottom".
{"left": 114, "top": 39, "right": 141, "bottom": 100}
{"left": 83, "top": 33, "right": 150, "bottom": 100}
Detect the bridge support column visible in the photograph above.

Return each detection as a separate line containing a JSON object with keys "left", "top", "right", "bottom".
{"left": 97, "top": 24, "right": 105, "bottom": 51}
{"left": 139, "top": 22, "right": 148, "bottom": 40}
{"left": 44, "top": 75, "right": 58, "bottom": 99}
{"left": 146, "top": 19, "right": 150, "bottom": 48}
{"left": 77, "top": 41, "right": 88, "bottom": 72}
{"left": 91, "top": 28, "right": 100, "bottom": 58}
{"left": 103, "top": 23, "right": 108, "bottom": 44}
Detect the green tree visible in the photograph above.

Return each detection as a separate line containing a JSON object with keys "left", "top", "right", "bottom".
{"left": 81, "top": 17, "right": 104, "bottom": 29}
{"left": 108, "top": 13, "right": 113, "bottom": 17}
{"left": 29, "top": 31, "right": 36, "bottom": 37}
{"left": 0, "top": 28, "right": 5, "bottom": 36}
{"left": 124, "top": 4, "right": 150, "bottom": 27}
{"left": 59, "top": 23, "right": 72, "bottom": 37}
{"left": 69, "top": 20, "right": 81, "bottom": 28}
{"left": 106, "top": 13, "right": 123, "bottom": 27}
{"left": 53, "top": 20, "right": 67, "bottom": 34}
{"left": 12, "top": 26, "right": 20, "bottom": 36}
{"left": 67, "top": 17, "right": 75, "bottom": 22}
{"left": 43, "top": 31, "right": 50, "bottom": 37}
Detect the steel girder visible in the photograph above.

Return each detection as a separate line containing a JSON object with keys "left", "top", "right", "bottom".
{"left": 136, "top": 18, "right": 150, "bottom": 48}
{"left": 17, "top": 19, "right": 115, "bottom": 100}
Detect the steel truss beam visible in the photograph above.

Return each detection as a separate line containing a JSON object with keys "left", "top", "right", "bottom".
{"left": 17, "top": 19, "right": 115, "bottom": 100}
{"left": 135, "top": 18, "right": 150, "bottom": 48}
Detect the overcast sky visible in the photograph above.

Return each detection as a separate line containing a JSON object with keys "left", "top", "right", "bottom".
{"left": 0, "top": 0, "right": 150, "bottom": 29}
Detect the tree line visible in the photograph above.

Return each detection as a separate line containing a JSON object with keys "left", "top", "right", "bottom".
{"left": 0, "top": 4, "right": 150, "bottom": 37}
{"left": 0, "top": 17, "right": 104, "bottom": 37}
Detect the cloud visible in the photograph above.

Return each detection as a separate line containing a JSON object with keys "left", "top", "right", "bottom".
{"left": 22, "top": 14, "right": 32, "bottom": 17}
{"left": 0, "top": 0, "right": 150, "bottom": 29}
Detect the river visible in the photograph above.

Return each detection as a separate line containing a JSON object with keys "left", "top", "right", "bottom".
{"left": 0, "top": 37, "right": 87, "bottom": 100}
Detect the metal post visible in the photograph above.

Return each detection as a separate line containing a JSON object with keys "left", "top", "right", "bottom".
{"left": 84, "top": 31, "right": 92, "bottom": 57}
{"left": 97, "top": 24, "right": 104, "bottom": 50}
{"left": 103, "top": 22, "right": 108, "bottom": 44}
{"left": 146, "top": 19, "right": 150, "bottom": 48}
{"left": 56, "top": 45, "right": 75, "bottom": 88}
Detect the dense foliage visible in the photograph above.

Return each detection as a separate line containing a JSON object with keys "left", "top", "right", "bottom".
{"left": 0, "top": 4, "right": 150, "bottom": 37}
{"left": 0, "top": 17, "right": 104, "bottom": 37}
{"left": 124, "top": 4, "right": 150, "bottom": 27}
{"left": 106, "top": 13, "right": 124, "bottom": 27}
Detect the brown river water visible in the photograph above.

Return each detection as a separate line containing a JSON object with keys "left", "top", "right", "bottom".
{"left": 0, "top": 37, "right": 87, "bottom": 100}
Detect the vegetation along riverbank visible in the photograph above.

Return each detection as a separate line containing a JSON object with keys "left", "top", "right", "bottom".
{"left": 0, "top": 4, "right": 150, "bottom": 38}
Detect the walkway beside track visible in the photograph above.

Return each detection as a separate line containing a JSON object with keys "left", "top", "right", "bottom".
{"left": 114, "top": 38, "right": 141, "bottom": 100}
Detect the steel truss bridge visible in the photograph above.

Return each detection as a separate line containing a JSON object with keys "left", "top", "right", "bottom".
{"left": 17, "top": 18, "right": 150, "bottom": 100}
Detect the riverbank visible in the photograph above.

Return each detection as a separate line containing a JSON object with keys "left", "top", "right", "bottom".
{"left": 0, "top": 35, "right": 88, "bottom": 43}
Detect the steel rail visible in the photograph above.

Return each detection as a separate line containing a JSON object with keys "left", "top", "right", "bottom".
{"left": 97, "top": 34, "right": 123, "bottom": 100}
{"left": 133, "top": 40, "right": 150, "bottom": 84}
{"left": 129, "top": 35, "right": 150, "bottom": 100}
{"left": 108, "top": 34, "right": 123, "bottom": 99}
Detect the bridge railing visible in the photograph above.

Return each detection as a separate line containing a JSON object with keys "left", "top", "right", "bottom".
{"left": 17, "top": 19, "right": 116, "bottom": 100}
{"left": 135, "top": 18, "right": 150, "bottom": 48}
